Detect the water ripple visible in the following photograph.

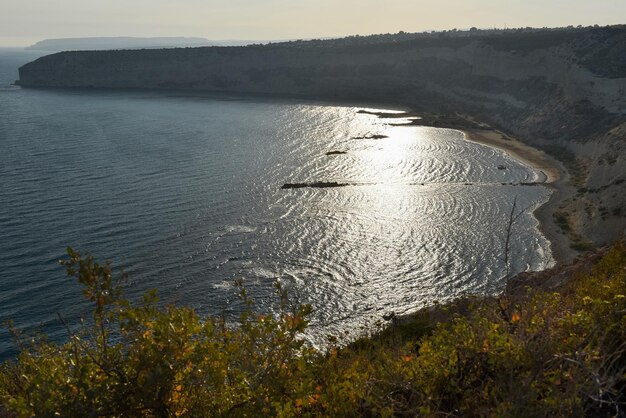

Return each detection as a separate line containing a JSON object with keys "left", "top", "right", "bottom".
{"left": 0, "top": 52, "right": 553, "bottom": 357}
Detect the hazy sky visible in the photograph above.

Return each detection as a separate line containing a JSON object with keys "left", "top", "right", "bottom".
{"left": 1, "top": 0, "right": 625, "bottom": 46}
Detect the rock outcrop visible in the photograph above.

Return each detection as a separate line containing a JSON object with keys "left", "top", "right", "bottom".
{"left": 17, "top": 26, "right": 626, "bottom": 246}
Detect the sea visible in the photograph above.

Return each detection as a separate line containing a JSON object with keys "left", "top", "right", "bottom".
{"left": 0, "top": 48, "right": 553, "bottom": 359}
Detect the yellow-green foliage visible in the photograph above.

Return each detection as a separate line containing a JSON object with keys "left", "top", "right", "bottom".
{"left": 0, "top": 249, "right": 316, "bottom": 417}
{"left": 1, "top": 243, "right": 625, "bottom": 417}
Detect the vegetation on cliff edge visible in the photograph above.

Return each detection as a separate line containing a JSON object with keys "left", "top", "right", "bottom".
{"left": 1, "top": 243, "right": 625, "bottom": 417}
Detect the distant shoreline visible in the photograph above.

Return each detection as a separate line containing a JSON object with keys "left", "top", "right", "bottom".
{"left": 14, "top": 25, "right": 626, "bottom": 253}
{"left": 354, "top": 107, "right": 576, "bottom": 265}
{"left": 8, "top": 76, "right": 578, "bottom": 264}
{"left": 359, "top": 105, "right": 577, "bottom": 264}
{"left": 461, "top": 128, "right": 576, "bottom": 264}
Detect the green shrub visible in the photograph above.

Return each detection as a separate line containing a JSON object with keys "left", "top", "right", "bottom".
{"left": 1, "top": 243, "right": 625, "bottom": 417}
{"left": 0, "top": 248, "right": 316, "bottom": 417}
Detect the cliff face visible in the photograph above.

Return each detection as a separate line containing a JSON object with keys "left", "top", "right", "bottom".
{"left": 17, "top": 26, "right": 626, "bottom": 246}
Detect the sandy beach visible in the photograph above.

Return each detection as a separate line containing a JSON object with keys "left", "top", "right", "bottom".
{"left": 463, "top": 129, "right": 578, "bottom": 264}
{"left": 366, "top": 109, "right": 579, "bottom": 265}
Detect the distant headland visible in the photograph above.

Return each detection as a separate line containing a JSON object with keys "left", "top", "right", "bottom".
{"left": 24, "top": 37, "right": 259, "bottom": 52}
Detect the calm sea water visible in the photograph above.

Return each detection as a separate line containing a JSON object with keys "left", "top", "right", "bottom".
{"left": 0, "top": 49, "right": 553, "bottom": 358}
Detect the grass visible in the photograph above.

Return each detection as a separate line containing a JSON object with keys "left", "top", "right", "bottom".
{"left": 554, "top": 210, "right": 572, "bottom": 233}
{"left": 553, "top": 209, "right": 595, "bottom": 252}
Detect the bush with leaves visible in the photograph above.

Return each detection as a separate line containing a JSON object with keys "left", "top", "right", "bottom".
{"left": 0, "top": 248, "right": 316, "bottom": 417}
{"left": 305, "top": 242, "right": 626, "bottom": 417}
{"left": 1, "top": 243, "right": 625, "bottom": 417}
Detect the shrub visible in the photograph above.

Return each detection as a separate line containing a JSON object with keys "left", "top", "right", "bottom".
{"left": 0, "top": 248, "right": 316, "bottom": 417}
{"left": 1, "top": 243, "right": 625, "bottom": 417}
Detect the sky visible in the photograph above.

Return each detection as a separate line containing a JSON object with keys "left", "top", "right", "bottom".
{"left": 1, "top": 0, "right": 625, "bottom": 47}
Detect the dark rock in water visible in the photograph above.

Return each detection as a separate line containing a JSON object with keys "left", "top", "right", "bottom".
{"left": 326, "top": 150, "right": 348, "bottom": 155}
{"left": 281, "top": 183, "right": 308, "bottom": 189}
{"left": 382, "top": 312, "right": 396, "bottom": 321}
{"left": 281, "top": 181, "right": 349, "bottom": 189}
{"left": 352, "top": 134, "right": 388, "bottom": 140}
{"left": 497, "top": 165, "right": 507, "bottom": 170}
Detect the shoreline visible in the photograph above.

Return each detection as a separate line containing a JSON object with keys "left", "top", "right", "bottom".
{"left": 9, "top": 83, "right": 580, "bottom": 264}
{"left": 461, "top": 128, "right": 577, "bottom": 264}
{"left": 360, "top": 106, "right": 579, "bottom": 265}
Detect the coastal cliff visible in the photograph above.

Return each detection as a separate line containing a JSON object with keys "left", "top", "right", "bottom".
{"left": 17, "top": 26, "right": 626, "bottom": 249}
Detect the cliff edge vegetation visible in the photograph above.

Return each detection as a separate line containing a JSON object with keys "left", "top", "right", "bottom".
{"left": 1, "top": 243, "right": 625, "bottom": 417}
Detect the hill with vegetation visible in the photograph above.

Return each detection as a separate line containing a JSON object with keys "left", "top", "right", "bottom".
{"left": 0, "top": 244, "right": 624, "bottom": 416}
